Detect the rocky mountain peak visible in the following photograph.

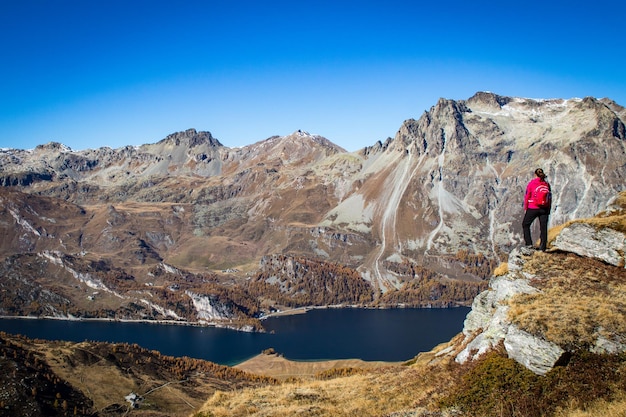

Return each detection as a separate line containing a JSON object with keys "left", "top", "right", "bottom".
{"left": 600, "top": 97, "right": 626, "bottom": 119}
{"left": 34, "top": 141, "right": 73, "bottom": 152}
{"left": 236, "top": 130, "right": 345, "bottom": 168}
{"left": 466, "top": 91, "right": 512, "bottom": 109}
{"left": 157, "top": 128, "right": 222, "bottom": 148}
{"left": 277, "top": 130, "right": 345, "bottom": 151}
{"left": 392, "top": 96, "right": 476, "bottom": 155}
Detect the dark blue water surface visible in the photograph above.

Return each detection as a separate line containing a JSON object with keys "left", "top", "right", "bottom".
{"left": 0, "top": 307, "right": 469, "bottom": 366}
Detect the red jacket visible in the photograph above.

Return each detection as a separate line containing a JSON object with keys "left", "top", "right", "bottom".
{"left": 524, "top": 177, "right": 551, "bottom": 210}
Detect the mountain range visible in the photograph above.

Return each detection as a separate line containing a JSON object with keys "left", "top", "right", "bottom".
{"left": 1, "top": 91, "right": 624, "bottom": 327}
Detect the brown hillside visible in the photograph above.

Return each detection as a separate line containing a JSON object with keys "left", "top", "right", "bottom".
{"left": 0, "top": 332, "right": 277, "bottom": 417}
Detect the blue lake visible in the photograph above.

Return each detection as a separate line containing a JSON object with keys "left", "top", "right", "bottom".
{"left": 0, "top": 307, "right": 470, "bottom": 366}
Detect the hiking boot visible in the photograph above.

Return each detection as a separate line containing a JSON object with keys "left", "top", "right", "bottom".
{"left": 520, "top": 245, "right": 536, "bottom": 256}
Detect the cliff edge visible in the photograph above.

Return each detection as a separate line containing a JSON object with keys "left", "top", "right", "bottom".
{"left": 453, "top": 192, "right": 626, "bottom": 375}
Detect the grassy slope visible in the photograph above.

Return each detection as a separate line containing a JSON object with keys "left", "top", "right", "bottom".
{"left": 234, "top": 353, "right": 400, "bottom": 380}
{"left": 195, "top": 342, "right": 460, "bottom": 417}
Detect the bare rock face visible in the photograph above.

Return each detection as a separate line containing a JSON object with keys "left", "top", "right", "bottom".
{"left": 504, "top": 325, "right": 566, "bottom": 375}
{"left": 504, "top": 326, "right": 565, "bottom": 375}
{"left": 552, "top": 222, "right": 625, "bottom": 267}
{"left": 317, "top": 93, "right": 626, "bottom": 292}
{"left": 455, "top": 248, "right": 565, "bottom": 375}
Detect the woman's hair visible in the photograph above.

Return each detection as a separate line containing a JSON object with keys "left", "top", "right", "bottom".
{"left": 535, "top": 168, "right": 546, "bottom": 180}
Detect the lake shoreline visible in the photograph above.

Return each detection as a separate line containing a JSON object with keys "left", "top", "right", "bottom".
{"left": 0, "top": 303, "right": 467, "bottom": 329}
{"left": 0, "top": 307, "right": 471, "bottom": 366}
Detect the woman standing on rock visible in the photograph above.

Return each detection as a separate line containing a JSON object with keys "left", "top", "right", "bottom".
{"left": 522, "top": 168, "right": 552, "bottom": 252}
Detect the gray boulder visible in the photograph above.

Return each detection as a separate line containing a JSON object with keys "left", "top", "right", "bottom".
{"left": 552, "top": 222, "right": 625, "bottom": 267}
{"left": 504, "top": 325, "right": 565, "bottom": 375}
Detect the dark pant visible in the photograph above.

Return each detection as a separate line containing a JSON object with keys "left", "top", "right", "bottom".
{"left": 522, "top": 208, "right": 550, "bottom": 251}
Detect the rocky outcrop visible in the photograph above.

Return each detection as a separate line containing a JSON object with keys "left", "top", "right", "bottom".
{"left": 158, "top": 128, "right": 223, "bottom": 148}
{"left": 454, "top": 194, "right": 626, "bottom": 375}
{"left": 551, "top": 192, "right": 626, "bottom": 267}
{"left": 454, "top": 248, "right": 566, "bottom": 375}
{"left": 552, "top": 222, "right": 625, "bottom": 267}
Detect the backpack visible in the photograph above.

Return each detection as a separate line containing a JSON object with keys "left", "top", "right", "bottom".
{"left": 533, "top": 183, "right": 551, "bottom": 208}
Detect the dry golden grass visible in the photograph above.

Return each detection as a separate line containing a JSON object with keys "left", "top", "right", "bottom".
{"left": 547, "top": 222, "right": 568, "bottom": 246}
{"left": 508, "top": 250, "right": 626, "bottom": 349}
{"left": 493, "top": 262, "right": 508, "bottom": 277}
{"left": 553, "top": 393, "right": 626, "bottom": 417}
{"left": 589, "top": 211, "right": 626, "bottom": 231}
{"left": 193, "top": 340, "right": 464, "bottom": 417}
{"left": 234, "top": 353, "right": 399, "bottom": 380}
{"left": 193, "top": 361, "right": 456, "bottom": 417}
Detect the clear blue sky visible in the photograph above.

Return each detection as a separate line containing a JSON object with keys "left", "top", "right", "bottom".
{"left": 1, "top": 0, "right": 624, "bottom": 152}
